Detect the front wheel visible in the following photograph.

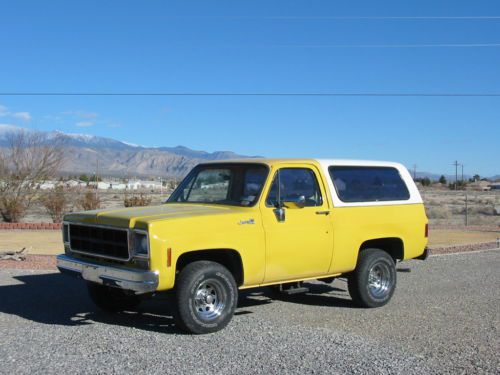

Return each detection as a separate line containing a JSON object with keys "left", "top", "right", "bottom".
{"left": 347, "top": 248, "right": 396, "bottom": 308}
{"left": 173, "top": 261, "right": 238, "bottom": 334}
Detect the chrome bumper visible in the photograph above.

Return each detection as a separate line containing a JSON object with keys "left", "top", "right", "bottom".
{"left": 56, "top": 254, "right": 159, "bottom": 294}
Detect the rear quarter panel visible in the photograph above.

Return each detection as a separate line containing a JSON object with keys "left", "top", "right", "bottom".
{"left": 329, "top": 203, "right": 428, "bottom": 274}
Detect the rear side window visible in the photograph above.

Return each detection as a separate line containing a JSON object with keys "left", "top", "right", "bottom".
{"left": 328, "top": 166, "right": 410, "bottom": 203}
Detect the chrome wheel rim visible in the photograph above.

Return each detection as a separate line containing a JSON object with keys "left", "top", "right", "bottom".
{"left": 368, "top": 262, "right": 392, "bottom": 298}
{"left": 193, "top": 279, "right": 225, "bottom": 321}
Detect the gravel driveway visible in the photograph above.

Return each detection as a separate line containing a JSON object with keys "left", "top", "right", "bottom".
{"left": 0, "top": 250, "right": 498, "bottom": 374}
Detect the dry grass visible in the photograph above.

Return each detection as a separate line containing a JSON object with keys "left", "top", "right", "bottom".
{"left": 428, "top": 229, "right": 499, "bottom": 247}
{"left": 0, "top": 230, "right": 63, "bottom": 255}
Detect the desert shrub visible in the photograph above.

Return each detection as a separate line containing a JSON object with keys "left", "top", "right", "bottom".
{"left": 124, "top": 193, "right": 152, "bottom": 207}
{"left": 0, "top": 197, "right": 27, "bottom": 223}
{"left": 426, "top": 206, "right": 451, "bottom": 219}
{"left": 40, "top": 186, "right": 69, "bottom": 223}
{"left": 469, "top": 206, "right": 496, "bottom": 216}
{"left": 77, "top": 190, "right": 101, "bottom": 211}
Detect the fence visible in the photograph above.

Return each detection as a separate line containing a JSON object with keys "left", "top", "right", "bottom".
{"left": 420, "top": 189, "right": 500, "bottom": 227}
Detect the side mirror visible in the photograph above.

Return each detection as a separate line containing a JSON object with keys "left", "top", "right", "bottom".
{"left": 273, "top": 207, "right": 286, "bottom": 222}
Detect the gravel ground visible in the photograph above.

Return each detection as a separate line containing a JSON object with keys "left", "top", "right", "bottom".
{"left": 0, "top": 250, "right": 499, "bottom": 374}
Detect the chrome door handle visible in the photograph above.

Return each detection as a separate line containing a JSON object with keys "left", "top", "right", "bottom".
{"left": 315, "top": 210, "right": 330, "bottom": 215}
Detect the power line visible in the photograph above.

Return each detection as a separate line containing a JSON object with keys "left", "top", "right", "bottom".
{"left": 1, "top": 92, "right": 500, "bottom": 97}
{"left": 138, "top": 16, "right": 500, "bottom": 20}
{"left": 265, "top": 43, "right": 500, "bottom": 48}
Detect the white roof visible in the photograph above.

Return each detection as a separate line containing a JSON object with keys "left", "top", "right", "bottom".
{"left": 315, "top": 159, "right": 405, "bottom": 168}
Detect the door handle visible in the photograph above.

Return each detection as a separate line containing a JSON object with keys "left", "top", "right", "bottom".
{"left": 315, "top": 210, "right": 330, "bottom": 215}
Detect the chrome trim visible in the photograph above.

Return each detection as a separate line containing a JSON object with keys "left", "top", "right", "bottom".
{"left": 64, "top": 221, "right": 131, "bottom": 262}
{"left": 56, "top": 254, "right": 158, "bottom": 294}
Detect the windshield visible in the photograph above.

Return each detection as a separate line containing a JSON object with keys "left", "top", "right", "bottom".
{"left": 167, "top": 163, "right": 269, "bottom": 207}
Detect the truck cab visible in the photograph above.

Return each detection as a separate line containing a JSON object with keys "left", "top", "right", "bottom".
{"left": 57, "top": 159, "right": 428, "bottom": 333}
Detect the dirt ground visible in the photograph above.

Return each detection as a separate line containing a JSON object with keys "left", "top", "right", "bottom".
{"left": 0, "top": 228, "right": 498, "bottom": 256}
{"left": 0, "top": 231, "right": 63, "bottom": 255}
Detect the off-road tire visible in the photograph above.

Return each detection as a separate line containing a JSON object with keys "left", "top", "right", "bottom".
{"left": 347, "top": 248, "right": 396, "bottom": 308}
{"left": 173, "top": 261, "right": 237, "bottom": 334}
{"left": 87, "top": 283, "right": 141, "bottom": 312}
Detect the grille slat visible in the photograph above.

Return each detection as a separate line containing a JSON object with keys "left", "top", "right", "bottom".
{"left": 69, "top": 224, "right": 129, "bottom": 260}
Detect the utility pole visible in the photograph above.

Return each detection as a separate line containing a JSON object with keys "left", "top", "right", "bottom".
{"left": 413, "top": 164, "right": 417, "bottom": 180}
{"left": 453, "top": 160, "right": 459, "bottom": 190}
{"left": 461, "top": 163, "right": 464, "bottom": 184}
{"left": 96, "top": 158, "right": 99, "bottom": 200}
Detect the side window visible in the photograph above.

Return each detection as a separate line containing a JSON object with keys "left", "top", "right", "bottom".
{"left": 329, "top": 166, "right": 410, "bottom": 203}
{"left": 266, "top": 168, "right": 323, "bottom": 207}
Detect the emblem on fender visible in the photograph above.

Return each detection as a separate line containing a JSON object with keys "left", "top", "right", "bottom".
{"left": 238, "top": 218, "right": 255, "bottom": 225}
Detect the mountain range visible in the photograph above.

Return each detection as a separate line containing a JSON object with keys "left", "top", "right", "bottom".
{"left": 0, "top": 125, "right": 255, "bottom": 178}
{"left": 0, "top": 125, "right": 498, "bottom": 181}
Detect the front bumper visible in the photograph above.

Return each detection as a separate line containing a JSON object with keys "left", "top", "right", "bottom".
{"left": 56, "top": 254, "right": 159, "bottom": 294}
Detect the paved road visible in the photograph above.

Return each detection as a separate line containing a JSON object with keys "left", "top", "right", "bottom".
{"left": 0, "top": 250, "right": 499, "bottom": 374}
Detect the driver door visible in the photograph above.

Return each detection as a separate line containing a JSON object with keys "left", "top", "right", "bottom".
{"left": 260, "top": 165, "right": 333, "bottom": 283}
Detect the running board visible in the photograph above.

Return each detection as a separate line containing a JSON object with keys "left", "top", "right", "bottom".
{"left": 278, "top": 282, "right": 310, "bottom": 295}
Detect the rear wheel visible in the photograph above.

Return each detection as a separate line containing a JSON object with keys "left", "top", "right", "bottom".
{"left": 348, "top": 248, "right": 396, "bottom": 308}
{"left": 87, "top": 283, "right": 141, "bottom": 312}
{"left": 173, "top": 261, "right": 237, "bottom": 334}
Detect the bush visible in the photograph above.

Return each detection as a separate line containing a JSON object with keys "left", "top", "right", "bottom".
{"left": 0, "top": 196, "right": 27, "bottom": 223}
{"left": 77, "top": 190, "right": 101, "bottom": 211}
{"left": 40, "top": 186, "right": 69, "bottom": 223}
{"left": 426, "top": 206, "right": 451, "bottom": 219}
{"left": 124, "top": 193, "right": 152, "bottom": 207}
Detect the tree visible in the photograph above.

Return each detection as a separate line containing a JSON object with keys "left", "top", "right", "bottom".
{"left": 0, "top": 130, "right": 65, "bottom": 222}
{"left": 420, "top": 177, "right": 431, "bottom": 187}
{"left": 79, "top": 174, "right": 89, "bottom": 182}
{"left": 439, "top": 175, "right": 447, "bottom": 184}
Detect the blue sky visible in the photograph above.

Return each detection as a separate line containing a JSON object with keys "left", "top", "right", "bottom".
{"left": 0, "top": 1, "right": 499, "bottom": 176}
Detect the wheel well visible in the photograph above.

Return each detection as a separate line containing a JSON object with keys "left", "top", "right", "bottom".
{"left": 176, "top": 249, "right": 244, "bottom": 286}
{"left": 359, "top": 238, "right": 404, "bottom": 261}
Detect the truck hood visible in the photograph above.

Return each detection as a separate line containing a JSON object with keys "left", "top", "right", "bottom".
{"left": 64, "top": 203, "right": 248, "bottom": 228}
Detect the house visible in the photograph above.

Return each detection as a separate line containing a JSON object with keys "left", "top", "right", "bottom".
{"left": 38, "top": 181, "right": 57, "bottom": 190}
{"left": 65, "top": 179, "right": 86, "bottom": 188}
{"left": 110, "top": 183, "right": 127, "bottom": 190}
{"left": 468, "top": 181, "right": 492, "bottom": 191}
{"left": 88, "top": 181, "right": 112, "bottom": 190}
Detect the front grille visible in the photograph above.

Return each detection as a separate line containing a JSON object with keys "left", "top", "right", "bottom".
{"left": 69, "top": 224, "right": 129, "bottom": 260}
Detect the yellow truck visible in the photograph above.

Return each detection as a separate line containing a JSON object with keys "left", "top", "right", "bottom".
{"left": 57, "top": 159, "right": 429, "bottom": 333}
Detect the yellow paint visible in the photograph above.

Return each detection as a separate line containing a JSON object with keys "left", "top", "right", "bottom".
{"left": 64, "top": 159, "right": 428, "bottom": 292}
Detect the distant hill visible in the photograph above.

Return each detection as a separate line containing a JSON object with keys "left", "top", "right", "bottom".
{"left": 0, "top": 125, "right": 257, "bottom": 178}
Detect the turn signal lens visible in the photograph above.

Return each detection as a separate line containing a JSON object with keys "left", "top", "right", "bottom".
{"left": 425, "top": 224, "right": 429, "bottom": 238}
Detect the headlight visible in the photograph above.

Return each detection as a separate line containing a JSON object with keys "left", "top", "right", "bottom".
{"left": 132, "top": 230, "right": 149, "bottom": 257}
